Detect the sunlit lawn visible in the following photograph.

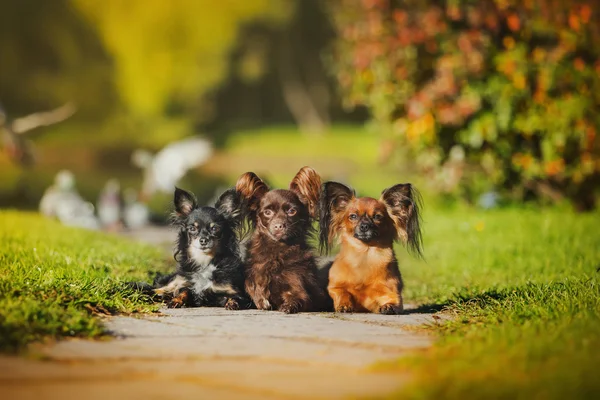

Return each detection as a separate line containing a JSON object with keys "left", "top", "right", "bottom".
{"left": 387, "top": 207, "right": 600, "bottom": 400}
{"left": 0, "top": 211, "right": 167, "bottom": 352}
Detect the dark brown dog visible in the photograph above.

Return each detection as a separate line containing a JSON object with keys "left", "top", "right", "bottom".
{"left": 236, "top": 166, "right": 330, "bottom": 314}
{"left": 319, "top": 182, "right": 423, "bottom": 314}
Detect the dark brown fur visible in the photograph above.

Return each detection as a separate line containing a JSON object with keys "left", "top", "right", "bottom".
{"left": 236, "top": 167, "right": 330, "bottom": 313}
{"left": 319, "top": 182, "right": 423, "bottom": 314}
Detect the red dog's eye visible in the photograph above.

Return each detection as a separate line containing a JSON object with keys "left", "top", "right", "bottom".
{"left": 287, "top": 209, "right": 297, "bottom": 216}
{"left": 263, "top": 209, "right": 274, "bottom": 217}
{"left": 349, "top": 213, "right": 358, "bottom": 221}
{"left": 374, "top": 214, "right": 383, "bottom": 221}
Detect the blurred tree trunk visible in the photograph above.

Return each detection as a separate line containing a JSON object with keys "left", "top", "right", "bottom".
{"left": 277, "top": 28, "right": 330, "bottom": 134}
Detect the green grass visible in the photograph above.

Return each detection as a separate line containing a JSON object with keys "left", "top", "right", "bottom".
{"left": 0, "top": 211, "right": 168, "bottom": 352}
{"left": 381, "top": 207, "right": 600, "bottom": 399}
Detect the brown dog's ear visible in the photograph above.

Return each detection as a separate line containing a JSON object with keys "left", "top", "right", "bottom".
{"left": 235, "top": 172, "right": 269, "bottom": 213}
{"left": 319, "top": 181, "right": 355, "bottom": 254}
{"left": 289, "top": 166, "right": 322, "bottom": 219}
{"left": 380, "top": 183, "right": 423, "bottom": 258}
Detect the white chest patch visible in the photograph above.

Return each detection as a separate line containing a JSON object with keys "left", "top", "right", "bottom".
{"left": 191, "top": 263, "right": 217, "bottom": 294}
{"left": 188, "top": 245, "right": 214, "bottom": 267}
{"left": 187, "top": 240, "right": 217, "bottom": 293}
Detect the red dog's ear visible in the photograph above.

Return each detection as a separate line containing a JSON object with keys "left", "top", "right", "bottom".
{"left": 289, "top": 166, "right": 321, "bottom": 219}
{"left": 319, "top": 181, "right": 355, "bottom": 254}
{"left": 380, "top": 184, "right": 423, "bottom": 258}
{"left": 235, "top": 172, "right": 269, "bottom": 213}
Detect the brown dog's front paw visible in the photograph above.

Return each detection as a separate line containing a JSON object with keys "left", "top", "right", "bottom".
{"left": 256, "top": 298, "right": 272, "bottom": 311}
{"left": 224, "top": 298, "right": 240, "bottom": 311}
{"left": 335, "top": 305, "right": 354, "bottom": 313}
{"left": 378, "top": 303, "right": 399, "bottom": 315}
{"left": 280, "top": 302, "right": 300, "bottom": 314}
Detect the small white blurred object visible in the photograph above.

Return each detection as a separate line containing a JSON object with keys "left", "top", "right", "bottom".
{"left": 123, "top": 188, "right": 149, "bottom": 230}
{"left": 97, "top": 179, "right": 122, "bottom": 229}
{"left": 39, "top": 170, "right": 99, "bottom": 230}
{"left": 478, "top": 191, "right": 499, "bottom": 209}
{"left": 131, "top": 137, "right": 213, "bottom": 200}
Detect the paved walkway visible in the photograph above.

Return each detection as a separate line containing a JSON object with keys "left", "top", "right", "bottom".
{"left": 0, "top": 226, "right": 441, "bottom": 400}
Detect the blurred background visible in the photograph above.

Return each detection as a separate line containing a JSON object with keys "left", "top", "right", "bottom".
{"left": 1, "top": 0, "right": 599, "bottom": 229}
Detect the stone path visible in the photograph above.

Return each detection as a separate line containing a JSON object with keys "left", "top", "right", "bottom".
{"left": 0, "top": 226, "right": 442, "bottom": 400}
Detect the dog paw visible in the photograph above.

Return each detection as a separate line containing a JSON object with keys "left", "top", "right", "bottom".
{"left": 256, "top": 298, "right": 272, "bottom": 310}
{"left": 335, "top": 305, "right": 354, "bottom": 313}
{"left": 167, "top": 298, "right": 184, "bottom": 308}
{"left": 378, "top": 303, "right": 399, "bottom": 315}
{"left": 224, "top": 298, "right": 240, "bottom": 311}
{"left": 280, "top": 302, "right": 300, "bottom": 314}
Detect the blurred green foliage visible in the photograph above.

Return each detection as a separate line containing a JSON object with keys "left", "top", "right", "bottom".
{"left": 327, "top": 0, "right": 600, "bottom": 209}
{"left": 0, "top": 0, "right": 290, "bottom": 146}
{"left": 72, "top": 0, "right": 291, "bottom": 119}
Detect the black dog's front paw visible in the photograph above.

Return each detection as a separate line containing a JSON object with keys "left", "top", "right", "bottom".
{"left": 224, "top": 298, "right": 240, "bottom": 310}
{"left": 167, "top": 290, "right": 189, "bottom": 308}
{"left": 378, "top": 303, "right": 399, "bottom": 315}
{"left": 279, "top": 302, "right": 300, "bottom": 314}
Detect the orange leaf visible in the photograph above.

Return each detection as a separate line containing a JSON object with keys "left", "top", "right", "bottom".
{"left": 507, "top": 14, "right": 520, "bottom": 32}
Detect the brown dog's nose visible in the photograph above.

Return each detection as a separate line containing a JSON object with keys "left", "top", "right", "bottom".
{"left": 273, "top": 222, "right": 286, "bottom": 232}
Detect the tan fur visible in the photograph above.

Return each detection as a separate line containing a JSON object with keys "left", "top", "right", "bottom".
{"left": 289, "top": 166, "right": 322, "bottom": 218}
{"left": 153, "top": 275, "right": 191, "bottom": 297}
{"left": 327, "top": 198, "right": 403, "bottom": 314}
{"left": 235, "top": 172, "right": 269, "bottom": 211}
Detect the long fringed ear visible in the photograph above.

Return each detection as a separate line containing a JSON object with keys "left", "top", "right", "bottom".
{"left": 319, "top": 181, "right": 355, "bottom": 254}
{"left": 174, "top": 187, "right": 197, "bottom": 217}
{"left": 380, "top": 183, "right": 424, "bottom": 258}
{"left": 214, "top": 188, "right": 244, "bottom": 229}
{"left": 289, "top": 166, "right": 322, "bottom": 219}
{"left": 235, "top": 172, "right": 269, "bottom": 214}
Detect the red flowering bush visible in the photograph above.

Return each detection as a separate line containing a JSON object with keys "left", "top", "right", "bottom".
{"left": 328, "top": 0, "right": 600, "bottom": 209}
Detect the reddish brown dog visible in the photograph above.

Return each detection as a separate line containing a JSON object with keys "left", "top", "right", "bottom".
{"left": 319, "top": 182, "right": 423, "bottom": 314}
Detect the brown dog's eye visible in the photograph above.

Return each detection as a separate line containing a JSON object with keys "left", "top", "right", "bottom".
{"left": 349, "top": 213, "right": 358, "bottom": 221}
{"left": 263, "top": 209, "right": 274, "bottom": 217}
{"left": 373, "top": 214, "right": 383, "bottom": 221}
{"left": 287, "top": 208, "right": 297, "bottom": 216}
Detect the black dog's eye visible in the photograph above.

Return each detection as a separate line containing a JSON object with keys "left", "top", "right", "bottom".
{"left": 287, "top": 208, "right": 297, "bottom": 217}
{"left": 349, "top": 213, "right": 358, "bottom": 221}
{"left": 373, "top": 214, "right": 384, "bottom": 221}
{"left": 188, "top": 225, "right": 198, "bottom": 233}
{"left": 263, "top": 209, "right": 274, "bottom": 217}
{"left": 210, "top": 224, "right": 220, "bottom": 233}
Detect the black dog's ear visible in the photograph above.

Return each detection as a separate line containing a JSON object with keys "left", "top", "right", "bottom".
{"left": 289, "top": 166, "right": 322, "bottom": 219}
{"left": 174, "top": 187, "right": 197, "bottom": 216}
{"left": 235, "top": 172, "right": 269, "bottom": 214}
{"left": 319, "top": 181, "right": 355, "bottom": 254}
{"left": 215, "top": 188, "right": 243, "bottom": 226}
{"left": 380, "top": 183, "right": 423, "bottom": 258}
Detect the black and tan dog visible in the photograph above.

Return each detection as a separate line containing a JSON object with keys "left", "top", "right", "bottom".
{"left": 137, "top": 187, "right": 249, "bottom": 309}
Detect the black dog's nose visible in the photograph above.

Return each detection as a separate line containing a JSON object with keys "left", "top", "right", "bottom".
{"left": 273, "top": 222, "right": 285, "bottom": 231}
{"left": 199, "top": 238, "right": 208, "bottom": 246}
{"left": 359, "top": 223, "right": 370, "bottom": 233}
